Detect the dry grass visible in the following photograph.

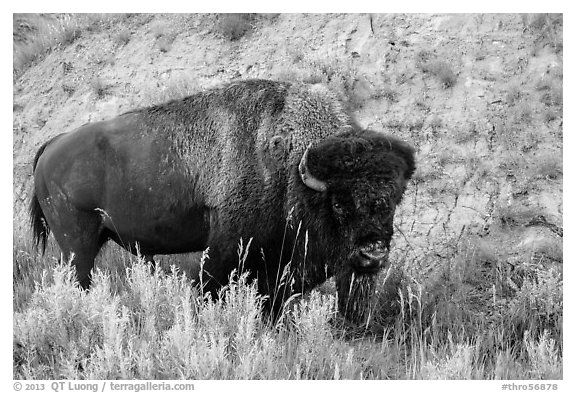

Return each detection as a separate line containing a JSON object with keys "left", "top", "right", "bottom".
{"left": 13, "top": 14, "right": 122, "bottom": 76}
{"left": 13, "top": 231, "right": 563, "bottom": 379}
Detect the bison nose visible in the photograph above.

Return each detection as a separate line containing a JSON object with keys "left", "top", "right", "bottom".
{"left": 356, "top": 254, "right": 382, "bottom": 270}
{"left": 353, "top": 246, "right": 389, "bottom": 273}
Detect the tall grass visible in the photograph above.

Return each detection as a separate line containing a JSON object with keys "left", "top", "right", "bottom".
{"left": 14, "top": 239, "right": 562, "bottom": 379}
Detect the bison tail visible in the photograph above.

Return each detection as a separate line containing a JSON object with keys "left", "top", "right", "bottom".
{"left": 30, "top": 137, "right": 57, "bottom": 254}
{"left": 30, "top": 192, "right": 50, "bottom": 254}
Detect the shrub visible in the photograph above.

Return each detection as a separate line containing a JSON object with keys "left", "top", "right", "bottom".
{"left": 428, "top": 115, "right": 443, "bottom": 133}
{"left": 514, "top": 102, "right": 534, "bottom": 124}
{"left": 505, "top": 84, "right": 523, "bottom": 106}
{"left": 495, "top": 202, "right": 542, "bottom": 228}
{"left": 149, "top": 20, "right": 178, "bottom": 53}
{"left": 523, "top": 14, "right": 563, "bottom": 55}
{"left": 115, "top": 29, "right": 131, "bottom": 46}
{"left": 216, "top": 14, "right": 253, "bottom": 41}
{"left": 150, "top": 21, "right": 170, "bottom": 39}
{"left": 543, "top": 109, "right": 559, "bottom": 123}
{"left": 415, "top": 50, "right": 457, "bottom": 88}
{"left": 157, "top": 36, "right": 173, "bottom": 53}
{"left": 524, "top": 330, "right": 562, "bottom": 379}
{"left": 380, "top": 86, "right": 398, "bottom": 102}
{"left": 540, "top": 87, "right": 562, "bottom": 108}
{"left": 506, "top": 265, "right": 563, "bottom": 344}
{"left": 90, "top": 77, "right": 108, "bottom": 98}
{"left": 61, "top": 26, "right": 82, "bottom": 44}
{"left": 427, "top": 61, "right": 457, "bottom": 88}
{"left": 13, "top": 239, "right": 563, "bottom": 380}
{"left": 533, "top": 152, "right": 562, "bottom": 180}
{"left": 260, "top": 13, "right": 280, "bottom": 21}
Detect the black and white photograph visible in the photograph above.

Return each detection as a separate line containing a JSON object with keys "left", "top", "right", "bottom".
{"left": 11, "top": 10, "right": 565, "bottom": 384}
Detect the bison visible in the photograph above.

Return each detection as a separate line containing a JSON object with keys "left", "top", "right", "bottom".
{"left": 30, "top": 79, "right": 415, "bottom": 322}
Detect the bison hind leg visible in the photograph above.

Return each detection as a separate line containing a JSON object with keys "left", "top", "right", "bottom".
{"left": 49, "top": 209, "right": 108, "bottom": 290}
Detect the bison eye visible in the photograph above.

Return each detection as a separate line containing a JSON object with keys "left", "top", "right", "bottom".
{"left": 332, "top": 198, "right": 345, "bottom": 215}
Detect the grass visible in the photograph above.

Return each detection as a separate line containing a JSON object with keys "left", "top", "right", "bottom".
{"left": 13, "top": 228, "right": 563, "bottom": 379}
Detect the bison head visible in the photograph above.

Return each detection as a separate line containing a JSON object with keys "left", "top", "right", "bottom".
{"left": 297, "top": 129, "right": 415, "bottom": 322}
{"left": 299, "top": 129, "right": 415, "bottom": 273}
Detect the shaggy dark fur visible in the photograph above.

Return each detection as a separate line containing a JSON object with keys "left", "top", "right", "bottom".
{"left": 29, "top": 79, "right": 415, "bottom": 323}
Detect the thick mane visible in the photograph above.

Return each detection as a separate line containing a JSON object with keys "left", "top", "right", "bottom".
{"left": 307, "top": 130, "right": 416, "bottom": 181}
{"left": 129, "top": 80, "right": 292, "bottom": 161}
{"left": 128, "top": 79, "right": 290, "bottom": 119}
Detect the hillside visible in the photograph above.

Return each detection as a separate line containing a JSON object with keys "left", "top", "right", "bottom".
{"left": 13, "top": 13, "right": 563, "bottom": 379}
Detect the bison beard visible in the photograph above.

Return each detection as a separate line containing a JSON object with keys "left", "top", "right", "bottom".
{"left": 335, "top": 267, "right": 378, "bottom": 325}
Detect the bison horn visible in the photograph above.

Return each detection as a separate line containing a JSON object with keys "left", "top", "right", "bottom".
{"left": 299, "top": 144, "right": 327, "bottom": 192}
